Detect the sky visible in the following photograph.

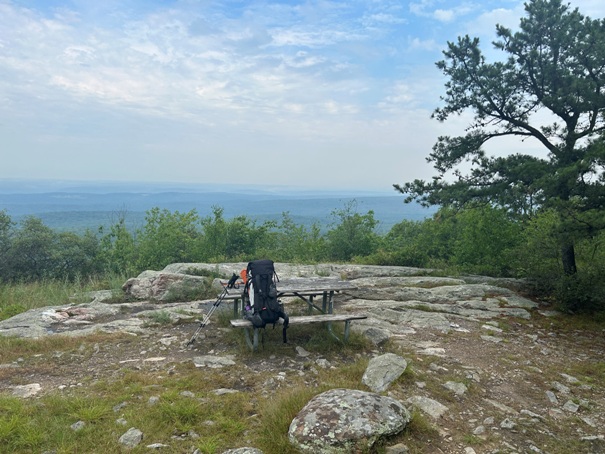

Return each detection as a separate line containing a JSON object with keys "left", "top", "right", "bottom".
{"left": 1, "top": 0, "right": 604, "bottom": 192}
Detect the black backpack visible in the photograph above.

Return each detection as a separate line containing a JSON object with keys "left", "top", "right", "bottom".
{"left": 243, "top": 259, "right": 289, "bottom": 343}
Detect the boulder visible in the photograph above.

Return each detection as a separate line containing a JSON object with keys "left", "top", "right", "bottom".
{"left": 362, "top": 353, "right": 408, "bottom": 393}
{"left": 122, "top": 271, "right": 207, "bottom": 301}
{"left": 288, "top": 388, "right": 410, "bottom": 453}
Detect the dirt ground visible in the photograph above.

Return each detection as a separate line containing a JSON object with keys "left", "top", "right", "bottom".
{"left": 1, "top": 306, "right": 605, "bottom": 454}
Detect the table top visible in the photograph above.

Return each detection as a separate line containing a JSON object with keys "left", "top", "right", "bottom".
{"left": 221, "top": 277, "right": 357, "bottom": 299}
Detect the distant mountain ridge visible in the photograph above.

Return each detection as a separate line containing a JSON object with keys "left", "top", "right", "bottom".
{"left": 0, "top": 180, "right": 435, "bottom": 233}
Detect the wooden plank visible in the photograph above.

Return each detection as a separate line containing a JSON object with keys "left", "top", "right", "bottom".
{"left": 230, "top": 314, "right": 367, "bottom": 328}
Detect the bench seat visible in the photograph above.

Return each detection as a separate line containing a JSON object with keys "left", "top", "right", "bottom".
{"left": 230, "top": 314, "right": 367, "bottom": 351}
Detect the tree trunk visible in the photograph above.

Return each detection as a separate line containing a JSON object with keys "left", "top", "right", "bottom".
{"left": 561, "top": 242, "right": 577, "bottom": 275}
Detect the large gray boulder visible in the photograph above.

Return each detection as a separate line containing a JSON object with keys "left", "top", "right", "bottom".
{"left": 288, "top": 388, "right": 410, "bottom": 453}
{"left": 122, "top": 271, "right": 207, "bottom": 301}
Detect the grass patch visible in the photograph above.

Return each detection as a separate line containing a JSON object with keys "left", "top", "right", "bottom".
{"left": 255, "top": 386, "right": 320, "bottom": 453}
{"left": 566, "top": 361, "right": 605, "bottom": 386}
{"left": 0, "top": 274, "right": 129, "bottom": 320}
{"left": 227, "top": 320, "right": 372, "bottom": 358}
{"left": 397, "top": 409, "right": 440, "bottom": 451}
{"left": 145, "top": 310, "right": 173, "bottom": 326}
{"left": 0, "top": 332, "right": 131, "bottom": 364}
{"left": 161, "top": 279, "right": 217, "bottom": 303}
{"left": 0, "top": 345, "right": 383, "bottom": 454}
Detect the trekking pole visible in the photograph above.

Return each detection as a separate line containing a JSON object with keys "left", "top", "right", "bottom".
{"left": 186, "top": 273, "right": 239, "bottom": 347}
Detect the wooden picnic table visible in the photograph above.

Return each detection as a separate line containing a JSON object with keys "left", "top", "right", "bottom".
{"left": 220, "top": 277, "right": 358, "bottom": 317}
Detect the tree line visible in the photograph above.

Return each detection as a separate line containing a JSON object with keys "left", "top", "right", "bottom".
{"left": 1, "top": 201, "right": 604, "bottom": 312}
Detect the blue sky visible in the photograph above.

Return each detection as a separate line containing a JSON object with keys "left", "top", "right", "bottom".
{"left": 1, "top": 0, "right": 604, "bottom": 192}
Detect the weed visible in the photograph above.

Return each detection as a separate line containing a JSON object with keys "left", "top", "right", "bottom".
{"left": 184, "top": 266, "right": 222, "bottom": 279}
{"left": 462, "top": 433, "right": 483, "bottom": 445}
{"left": 157, "top": 398, "right": 203, "bottom": 431}
{"left": 255, "top": 386, "right": 321, "bottom": 453}
{"left": 66, "top": 396, "right": 113, "bottom": 423}
{"left": 146, "top": 310, "right": 173, "bottom": 326}
{"left": 0, "top": 303, "right": 26, "bottom": 322}
{"left": 314, "top": 266, "right": 332, "bottom": 277}
{"left": 163, "top": 279, "right": 216, "bottom": 303}
{"left": 402, "top": 409, "right": 439, "bottom": 441}
{"left": 195, "top": 435, "right": 223, "bottom": 454}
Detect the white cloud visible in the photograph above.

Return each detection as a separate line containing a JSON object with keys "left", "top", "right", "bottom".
{"left": 5, "top": 0, "right": 586, "bottom": 189}
{"left": 410, "top": 0, "right": 476, "bottom": 23}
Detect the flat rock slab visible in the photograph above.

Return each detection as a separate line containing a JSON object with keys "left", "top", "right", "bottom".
{"left": 193, "top": 355, "right": 236, "bottom": 368}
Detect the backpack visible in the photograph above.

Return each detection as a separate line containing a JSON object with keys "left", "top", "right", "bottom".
{"left": 243, "top": 259, "right": 289, "bottom": 343}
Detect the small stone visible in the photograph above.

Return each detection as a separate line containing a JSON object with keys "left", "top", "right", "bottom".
{"left": 560, "top": 373, "right": 580, "bottom": 384}
{"left": 119, "top": 427, "right": 143, "bottom": 448}
{"left": 563, "top": 400, "right": 580, "bottom": 413}
{"left": 316, "top": 358, "right": 330, "bottom": 368}
{"left": 472, "top": 425, "right": 485, "bottom": 435}
{"left": 70, "top": 421, "right": 85, "bottom": 431}
{"left": 500, "top": 418, "right": 516, "bottom": 430}
{"left": 296, "top": 346, "right": 310, "bottom": 357}
{"left": 552, "top": 381, "right": 570, "bottom": 394}
{"left": 443, "top": 381, "right": 467, "bottom": 396}
{"left": 213, "top": 388, "right": 239, "bottom": 395}
{"left": 113, "top": 401, "right": 128, "bottom": 412}
{"left": 12, "top": 383, "right": 42, "bottom": 398}
{"left": 384, "top": 442, "right": 409, "bottom": 454}
{"left": 480, "top": 335, "right": 503, "bottom": 343}
{"left": 545, "top": 390, "right": 558, "bottom": 404}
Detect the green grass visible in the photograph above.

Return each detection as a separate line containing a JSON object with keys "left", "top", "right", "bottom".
{"left": 145, "top": 310, "right": 173, "bottom": 326}
{"left": 0, "top": 274, "right": 128, "bottom": 321}
{"left": 0, "top": 351, "right": 368, "bottom": 454}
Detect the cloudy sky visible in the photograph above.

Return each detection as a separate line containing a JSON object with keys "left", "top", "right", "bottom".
{"left": 1, "top": 0, "right": 604, "bottom": 192}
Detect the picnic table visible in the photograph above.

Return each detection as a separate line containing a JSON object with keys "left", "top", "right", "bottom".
{"left": 220, "top": 277, "right": 365, "bottom": 351}
{"left": 221, "top": 277, "right": 358, "bottom": 317}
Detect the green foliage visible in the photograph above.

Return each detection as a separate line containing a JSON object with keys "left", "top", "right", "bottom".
{"left": 7, "top": 217, "right": 56, "bottom": 280}
{"left": 199, "top": 206, "right": 276, "bottom": 261}
{"left": 370, "top": 205, "right": 523, "bottom": 277}
{"left": 97, "top": 214, "right": 138, "bottom": 276}
{"left": 136, "top": 207, "right": 201, "bottom": 270}
{"left": 0, "top": 303, "right": 26, "bottom": 322}
{"left": 515, "top": 209, "right": 562, "bottom": 291}
{"left": 326, "top": 200, "right": 380, "bottom": 261}
{"left": 515, "top": 210, "right": 605, "bottom": 311}
{"left": 0, "top": 194, "right": 604, "bottom": 311}
{"left": 274, "top": 212, "right": 326, "bottom": 262}
{"left": 448, "top": 205, "right": 522, "bottom": 276}
{"left": 146, "top": 310, "right": 173, "bottom": 325}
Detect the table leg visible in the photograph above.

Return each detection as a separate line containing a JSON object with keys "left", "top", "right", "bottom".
{"left": 328, "top": 290, "right": 335, "bottom": 314}
{"left": 344, "top": 320, "right": 351, "bottom": 342}
{"left": 233, "top": 299, "right": 239, "bottom": 318}
{"left": 243, "top": 327, "right": 259, "bottom": 351}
